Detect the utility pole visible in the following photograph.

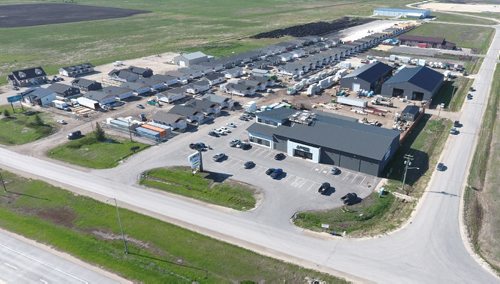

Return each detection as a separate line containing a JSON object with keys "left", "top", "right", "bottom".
{"left": 198, "top": 149, "right": 203, "bottom": 172}
{"left": 0, "top": 169, "right": 7, "bottom": 193}
{"left": 109, "top": 198, "right": 129, "bottom": 254}
{"left": 128, "top": 120, "right": 133, "bottom": 142}
{"left": 401, "top": 154, "right": 419, "bottom": 195}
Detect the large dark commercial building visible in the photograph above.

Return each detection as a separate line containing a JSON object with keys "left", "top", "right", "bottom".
{"left": 247, "top": 108, "right": 400, "bottom": 176}
{"left": 381, "top": 66, "right": 444, "bottom": 101}
{"left": 340, "top": 62, "right": 393, "bottom": 93}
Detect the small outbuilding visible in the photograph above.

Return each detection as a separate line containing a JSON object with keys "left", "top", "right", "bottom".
{"left": 340, "top": 62, "right": 392, "bottom": 93}
{"left": 401, "top": 105, "right": 420, "bottom": 122}
{"left": 174, "top": 51, "right": 209, "bottom": 67}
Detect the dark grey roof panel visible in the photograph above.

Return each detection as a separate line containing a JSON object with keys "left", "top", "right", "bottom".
{"left": 343, "top": 62, "right": 393, "bottom": 84}
{"left": 383, "top": 66, "right": 443, "bottom": 92}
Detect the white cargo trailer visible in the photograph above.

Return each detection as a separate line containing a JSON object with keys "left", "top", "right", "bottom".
{"left": 337, "top": 96, "right": 367, "bottom": 108}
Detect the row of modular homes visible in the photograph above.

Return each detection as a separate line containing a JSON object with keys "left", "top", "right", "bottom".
{"left": 151, "top": 93, "right": 234, "bottom": 131}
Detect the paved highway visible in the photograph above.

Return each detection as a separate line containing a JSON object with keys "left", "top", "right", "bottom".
{"left": 0, "top": 229, "right": 124, "bottom": 284}
{"left": 0, "top": 20, "right": 499, "bottom": 284}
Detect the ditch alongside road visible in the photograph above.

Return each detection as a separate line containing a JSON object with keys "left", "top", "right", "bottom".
{"left": 465, "top": 63, "right": 500, "bottom": 274}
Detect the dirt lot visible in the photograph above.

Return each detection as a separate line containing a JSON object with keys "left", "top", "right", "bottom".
{"left": 420, "top": 3, "right": 500, "bottom": 13}
{"left": 0, "top": 3, "right": 148, "bottom": 28}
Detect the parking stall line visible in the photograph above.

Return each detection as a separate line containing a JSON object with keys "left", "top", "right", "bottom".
{"left": 305, "top": 182, "right": 317, "bottom": 192}
{"left": 358, "top": 176, "right": 367, "bottom": 185}
{"left": 342, "top": 172, "right": 352, "bottom": 181}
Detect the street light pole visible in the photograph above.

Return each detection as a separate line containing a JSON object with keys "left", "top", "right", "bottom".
{"left": 109, "top": 198, "right": 129, "bottom": 254}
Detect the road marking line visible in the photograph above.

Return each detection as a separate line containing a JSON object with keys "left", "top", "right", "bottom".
{"left": 306, "top": 182, "right": 316, "bottom": 192}
{"left": 4, "top": 263, "right": 18, "bottom": 270}
{"left": 40, "top": 279, "right": 49, "bottom": 284}
{"left": 0, "top": 243, "right": 89, "bottom": 283}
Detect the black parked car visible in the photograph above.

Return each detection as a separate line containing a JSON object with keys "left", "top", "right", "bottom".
{"left": 208, "top": 131, "right": 219, "bottom": 137}
{"left": 341, "top": 193, "right": 358, "bottom": 205}
{"left": 318, "top": 182, "right": 330, "bottom": 194}
{"left": 244, "top": 161, "right": 255, "bottom": 169}
{"left": 212, "top": 153, "right": 226, "bottom": 162}
{"left": 274, "top": 153, "right": 286, "bottom": 161}
{"left": 437, "top": 162, "right": 446, "bottom": 171}
{"left": 239, "top": 142, "right": 252, "bottom": 150}
{"left": 189, "top": 142, "right": 207, "bottom": 151}
{"left": 67, "top": 130, "right": 82, "bottom": 140}
{"left": 265, "top": 168, "right": 275, "bottom": 175}
{"left": 270, "top": 168, "right": 283, "bottom": 179}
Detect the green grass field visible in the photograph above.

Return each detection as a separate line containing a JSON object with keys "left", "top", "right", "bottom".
{"left": 0, "top": 106, "right": 54, "bottom": 145}
{"left": 0, "top": 170, "right": 347, "bottom": 283}
{"left": 47, "top": 134, "right": 148, "bottom": 168}
{"left": 295, "top": 116, "right": 452, "bottom": 236}
{"left": 140, "top": 167, "right": 256, "bottom": 210}
{"left": 465, "top": 64, "right": 500, "bottom": 272}
{"left": 0, "top": 0, "right": 415, "bottom": 85}
{"left": 432, "top": 12, "right": 497, "bottom": 25}
{"left": 406, "top": 23, "right": 494, "bottom": 54}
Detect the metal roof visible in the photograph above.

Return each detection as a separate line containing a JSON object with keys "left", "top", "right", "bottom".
{"left": 46, "top": 83, "right": 78, "bottom": 95}
{"left": 399, "top": 35, "right": 445, "bottom": 44}
{"left": 181, "top": 51, "right": 207, "bottom": 61}
{"left": 343, "top": 62, "right": 393, "bottom": 84}
{"left": 383, "top": 66, "right": 444, "bottom": 92}
{"left": 152, "top": 111, "right": 185, "bottom": 124}
{"left": 248, "top": 109, "right": 399, "bottom": 161}
{"left": 374, "top": 8, "right": 429, "bottom": 13}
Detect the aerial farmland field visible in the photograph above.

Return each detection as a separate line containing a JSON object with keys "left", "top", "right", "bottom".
{"left": 0, "top": 0, "right": 414, "bottom": 84}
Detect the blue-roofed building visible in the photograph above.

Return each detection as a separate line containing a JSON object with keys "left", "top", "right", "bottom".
{"left": 374, "top": 8, "right": 431, "bottom": 19}
{"left": 340, "top": 61, "right": 393, "bottom": 93}
{"left": 381, "top": 66, "right": 444, "bottom": 101}
{"left": 247, "top": 109, "right": 400, "bottom": 176}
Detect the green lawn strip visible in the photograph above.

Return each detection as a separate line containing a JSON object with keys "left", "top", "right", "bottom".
{"left": 465, "top": 57, "right": 483, "bottom": 75}
{"left": 0, "top": 106, "right": 54, "bottom": 145}
{"left": 140, "top": 167, "right": 256, "bottom": 211}
{"left": 295, "top": 116, "right": 451, "bottom": 236}
{"left": 0, "top": 171, "right": 347, "bottom": 283}
{"left": 406, "top": 23, "right": 495, "bottom": 54}
{"left": 431, "top": 77, "right": 473, "bottom": 112}
{"left": 47, "top": 135, "right": 148, "bottom": 169}
{"left": 465, "top": 65, "right": 500, "bottom": 273}
{"left": 432, "top": 12, "right": 497, "bottom": 25}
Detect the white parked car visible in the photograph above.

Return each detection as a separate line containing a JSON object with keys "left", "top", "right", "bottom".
{"left": 56, "top": 119, "right": 67, "bottom": 125}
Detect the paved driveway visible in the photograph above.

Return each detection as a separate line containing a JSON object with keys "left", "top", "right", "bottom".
{"left": 104, "top": 112, "right": 378, "bottom": 227}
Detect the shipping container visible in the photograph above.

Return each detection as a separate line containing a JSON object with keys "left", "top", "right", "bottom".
{"left": 337, "top": 96, "right": 367, "bottom": 108}
{"left": 141, "top": 124, "right": 167, "bottom": 137}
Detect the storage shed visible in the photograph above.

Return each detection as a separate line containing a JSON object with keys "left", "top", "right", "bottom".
{"left": 381, "top": 66, "right": 444, "bottom": 101}
{"left": 340, "top": 62, "right": 393, "bottom": 93}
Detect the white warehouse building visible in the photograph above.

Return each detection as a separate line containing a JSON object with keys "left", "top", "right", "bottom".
{"left": 373, "top": 8, "right": 431, "bottom": 19}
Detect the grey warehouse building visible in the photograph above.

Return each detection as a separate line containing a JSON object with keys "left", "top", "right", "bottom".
{"left": 340, "top": 62, "right": 393, "bottom": 93}
{"left": 381, "top": 66, "right": 444, "bottom": 101}
{"left": 247, "top": 108, "right": 400, "bottom": 176}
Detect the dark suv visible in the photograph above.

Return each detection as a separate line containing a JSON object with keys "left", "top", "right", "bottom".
{"left": 67, "top": 130, "right": 82, "bottom": 140}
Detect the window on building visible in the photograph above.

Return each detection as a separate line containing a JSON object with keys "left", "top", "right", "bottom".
{"left": 249, "top": 136, "right": 271, "bottom": 147}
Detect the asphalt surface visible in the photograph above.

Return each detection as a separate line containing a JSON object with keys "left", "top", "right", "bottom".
{"left": 0, "top": 229, "right": 123, "bottom": 284}
{"left": 94, "top": 113, "right": 378, "bottom": 226}
{"left": 0, "top": 17, "right": 499, "bottom": 284}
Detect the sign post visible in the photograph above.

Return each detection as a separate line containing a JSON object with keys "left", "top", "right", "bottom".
{"left": 188, "top": 151, "right": 203, "bottom": 172}
{"left": 7, "top": 94, "right": 24, "bottom": 112}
